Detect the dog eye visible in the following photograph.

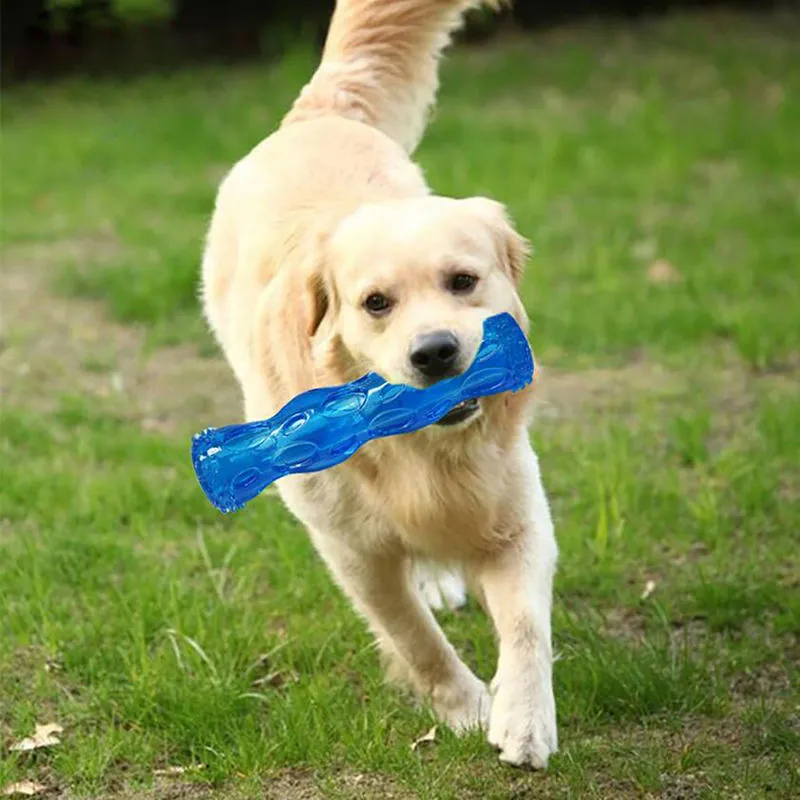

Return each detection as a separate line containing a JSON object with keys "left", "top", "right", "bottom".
{"left": 448, "top": 273, "right": 478, "bottom": 294}
{"left": 363, "top": 293, "right": 392, "bottom": 315}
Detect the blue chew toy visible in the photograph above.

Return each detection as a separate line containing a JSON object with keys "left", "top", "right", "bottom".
{"left": 192, "top": 312, "right": 533, "bottom": 513}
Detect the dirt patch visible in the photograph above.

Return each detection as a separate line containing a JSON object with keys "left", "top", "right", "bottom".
{"left": 730, "top": 632, "right": 799, "bottom": 703}
{"left": 533, "top": 353, "right": 797, "bottom": 446}
{"left": 533, "top": 360, "right": 681, "bottom": 422}
{"left": 70, "top": 781, "right": 221, "bottom": 800}
{"left": 264, "top": 768, "right": 413, "bottom": 800}
{"left": 3, "top": 232, "right": 122, "bottom": 271}
{"left": 42, "top": 770, "right": 411, "bottom": 800}
{"left": 1, "top": 246, "right": 239, "bottom": 436}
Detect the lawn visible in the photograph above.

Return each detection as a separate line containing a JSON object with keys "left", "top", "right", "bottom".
{"left": 1, "top": 8, "right": 799, "bottom": 799}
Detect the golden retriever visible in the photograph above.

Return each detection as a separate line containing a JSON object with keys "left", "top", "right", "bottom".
{"left": 201, "top": 0, "right": 558, "bottom": 768}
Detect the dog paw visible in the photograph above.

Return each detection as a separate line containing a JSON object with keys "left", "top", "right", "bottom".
{"left": 415, "top": 562, "right": 467, "bottom": 611}
{"left": 488, "top": 676, "right": 557, "bottom": 768}
{"left": 433, "top": 673, "right": 491, "bottom": 734}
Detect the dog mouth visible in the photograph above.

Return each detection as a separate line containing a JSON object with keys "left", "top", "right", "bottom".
{"left": 435, "top": 398, "right": 480, "bottom": 427}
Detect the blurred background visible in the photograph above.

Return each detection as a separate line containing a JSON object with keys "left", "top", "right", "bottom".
{"left": 1, "top": 2, "right": 798, "bottom": 798}
{"left": 2, "top": 0, "right": 793, "bottom": 80}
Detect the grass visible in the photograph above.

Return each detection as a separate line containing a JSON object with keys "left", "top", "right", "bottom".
{"left": 1, "top": 9, "right": 799, "bottom": 799}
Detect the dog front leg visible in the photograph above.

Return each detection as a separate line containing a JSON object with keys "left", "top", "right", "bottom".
{"left": 311, "top": 532, "right": 490, "bottom": 732}
{"left": 474, "top": 456, "right": 558, "bottom": 768}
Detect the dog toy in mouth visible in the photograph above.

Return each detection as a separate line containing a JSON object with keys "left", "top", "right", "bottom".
{"left": 191, "top": 312, "right": 534, "bottom": 513}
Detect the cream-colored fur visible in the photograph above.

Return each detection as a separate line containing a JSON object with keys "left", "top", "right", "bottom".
{"left": 201, "top": 0, "right": 558, "bottom": 768}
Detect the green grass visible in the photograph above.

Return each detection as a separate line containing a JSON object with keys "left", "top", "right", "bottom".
{"left": 1, "top": 9, "right": 799, "bottom": 799}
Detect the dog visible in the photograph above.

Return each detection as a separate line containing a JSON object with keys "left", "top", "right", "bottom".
{"left": 201, "top": 0, "right": 558, "bottom": 768}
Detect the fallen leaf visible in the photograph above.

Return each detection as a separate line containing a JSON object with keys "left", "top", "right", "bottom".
{"left": 153, "top": 765, "right": 205, "bottom": 777}
{"left": 10, "top": 723, "right": 63, "bottom": 752}
{"left": 647, "top": 259, "right": 683, "bottom": 284}
{"left": 153, "top": 767, "right": 186, "bottom": 777}
{"left": 2, "top": 782, "right": 46, "bottom": 797}
{"left": 641, "top": 579, "right": 657, "bottom": 600}
{"left": 411, "top": 725, "right": 438, "bottom": 751}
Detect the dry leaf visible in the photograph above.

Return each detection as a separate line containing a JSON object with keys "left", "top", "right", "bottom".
{"left": 647, "top": 260, "right": 683, "bottom": 284}
{"left": 153, "top": 767, "right": 186, "bottom": 777}
{"left": 641, "top": 580, "right": 657, "bottom": 600}
{"left": 153, "top": 765, "right": 205, "bottom": 777}
{"left": 10, "top": 723, "right": 63, "bottom": 752}
{"left": 2, "top": 782, "right": 46, "bottom": 797}
{"left": 411, "top": 725, "right": 438, "bottom": 751}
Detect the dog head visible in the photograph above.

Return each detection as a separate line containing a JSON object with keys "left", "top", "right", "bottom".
{"left": 305, "top": 195, "right": 530, "bottom": 429}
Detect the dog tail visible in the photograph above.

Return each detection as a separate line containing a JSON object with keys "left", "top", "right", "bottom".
{"left": 282, "top": 0, "right": 502, "bottom": 153}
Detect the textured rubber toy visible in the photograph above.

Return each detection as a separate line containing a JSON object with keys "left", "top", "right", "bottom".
{"left": 191, "top": 312, "right": 534, "bottom": 513}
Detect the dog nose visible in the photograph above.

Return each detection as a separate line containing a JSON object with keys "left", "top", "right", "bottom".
{"left": 409, "top": 330, "right": 461, "bottom": 380}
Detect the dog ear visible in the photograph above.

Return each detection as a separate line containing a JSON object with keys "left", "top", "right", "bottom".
{"left": 305, "top": 267, "right": 331, "bottom": 338}
{"left": 301, "top": 226, "right": 339, "bottom": 339}
{"left": 461, "top": 197, "right": 530, "bottom": 287}
{"left": 250, "top": 240, "right": 338, "bottom": 404}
